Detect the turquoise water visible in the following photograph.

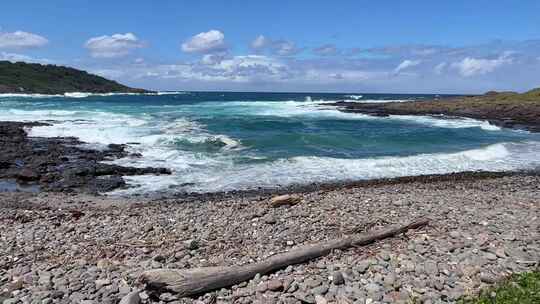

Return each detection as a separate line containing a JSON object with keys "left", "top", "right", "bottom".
{"left": 1, "top": 91, "right": 539, "bottom": 194}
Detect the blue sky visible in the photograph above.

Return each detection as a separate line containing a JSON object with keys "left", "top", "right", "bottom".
{"left": 1, "top": 1, "right": 540, "bottom": 93}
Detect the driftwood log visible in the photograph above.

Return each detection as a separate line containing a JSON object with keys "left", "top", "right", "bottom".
{"left": 140, "top": 218, "right": 429, "bottom": 297}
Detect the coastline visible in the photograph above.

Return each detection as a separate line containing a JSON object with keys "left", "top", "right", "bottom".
{"left": 1, "top": 102, "right": 539, "bottom": 303}
{"left": 326, "top": 92, "right": 540, "bottom": 133}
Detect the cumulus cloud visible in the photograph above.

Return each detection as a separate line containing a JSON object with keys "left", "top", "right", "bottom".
{"left": 201, "top": 54, "right": 226, "bottom": 65}
{"left": 313, "top": 44, "right": 338, "bottom": 56}
{"left": 434, "top": 62, "right": 448, "bottom": 75}
{"left": 85, "top": 33, "right": 144, "bottom": 58}
{"left": 182, "top": 30, "right": 227, "bottom": 54}
{"left": 251, "top": 35, "right": 269, "bottom": 50}
{"left": 249, "top": 35, "right": 302, "bottom": 56}
{"left": 271, "top": 40, "right": 301, "bottom": 56}
{"left": 79, "top": 39, "right": 540, "bottom": 93}
{"left": 451, "top": 53, "right": 513, "bottom": 77}
{"left": 0, "top": 30, "right": 48, "bottom": 49}
{"left": 393, "top": 59, "right": 421, "bottom": 74}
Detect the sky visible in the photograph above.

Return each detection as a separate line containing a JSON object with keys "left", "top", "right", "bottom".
{"left": 1, "top": 1, "right": 540, "bottom": 93}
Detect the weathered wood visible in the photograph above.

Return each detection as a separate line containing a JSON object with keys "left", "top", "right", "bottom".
{"left": 270, "top": 194, "right": 301, "bottom": 207}
{"left": 140, "top": 218, "right": 429, "bottom": 297}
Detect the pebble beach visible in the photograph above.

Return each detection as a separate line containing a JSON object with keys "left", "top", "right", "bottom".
{"left": 2, "top": 172, "right": 539, "bottom": 304}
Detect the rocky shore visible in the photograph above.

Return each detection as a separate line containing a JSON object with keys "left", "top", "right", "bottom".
{"left": 328, "top": 89, "right": 540, "bottom": 132}
{"left": 1, "top": 172, "right": 539, "bottom": 303}
{"left": 0, "top": 121, "right": 170, "bottom": 194}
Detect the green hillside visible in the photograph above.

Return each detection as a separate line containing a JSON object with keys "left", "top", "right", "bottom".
{"left": 0, "top": 61, "right": 150, "bottom": 94}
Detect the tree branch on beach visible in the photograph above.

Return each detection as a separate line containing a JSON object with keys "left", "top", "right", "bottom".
{"left": 139, "top": 218, "right": 429, "bottom": 297}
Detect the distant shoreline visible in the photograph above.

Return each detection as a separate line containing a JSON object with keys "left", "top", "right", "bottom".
{"left": 325, "top": 89, "right": 540, "bottom": 133}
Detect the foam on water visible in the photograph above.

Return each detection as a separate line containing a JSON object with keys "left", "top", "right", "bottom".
{"left": 1, "top": 93, "right": 538, "bottom": 196}
{"left": 204, "top": 99, "right": 501, "bottom": 131}
{"left": 111, "top": 141, "right": 540, "bottom": 195}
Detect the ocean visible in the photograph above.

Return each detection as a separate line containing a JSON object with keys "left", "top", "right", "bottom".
{"left": 1, "top": 91, "right": 539, "bottom": 195}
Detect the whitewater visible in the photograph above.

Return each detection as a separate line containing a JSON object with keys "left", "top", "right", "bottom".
{"left": 0, "top": 91, "right": 539, "bottom": 195}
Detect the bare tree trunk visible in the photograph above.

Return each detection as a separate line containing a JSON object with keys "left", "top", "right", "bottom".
{"left": 140, "top": 218, "right": 429, "bottom": 297}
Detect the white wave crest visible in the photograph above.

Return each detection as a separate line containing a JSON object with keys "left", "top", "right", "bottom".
{"left": 110, "top": 141, "right": 540, "bottom": 195}
{"left": 345, "top": 95, "right": 363, "bottom": 100}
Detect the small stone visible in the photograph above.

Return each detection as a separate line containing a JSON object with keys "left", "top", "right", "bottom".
{"left": 256, "top": 282, "right": 268, "bottom": 293}
{"left": 267, "top": 280, "right": 283, "bottom": 291}
{"left": 119, "top": 291, "right": 141, "bottom": 304}
{"left": 159, "top": 292, "right": 179, "bottom": 301}
{"left": 356, "top": 260, "right": 370, "bottom": 273}
{"left": 184, "top": 239, "right": 199, "bottom": 250}
{"left": 294, "top": 292, "right": 315, "bottom": 304}
{"left": 424, "top": 261, "right": 439, "bottom": 275}
{"left": 97, "top": 259, "right": 112, "bottom": 270}
{"left": 95, "top": 278, "right": 111, "bottom": 290}
{"left": 331, "top": 271, "right": 344, "bottom": 285}
{"left": 480, "top": 273, "right": 497, "bottom": 284}
{"left": 144, "top": 224, "right": 154, "bottom": 233}
{"left": 153, "top": 255, "right": 166, "bottom": 263}
{"left": 264, "top": 216, "right": 277, "bottom": 224}
{"left": 449, "top": 231, "right": 461, "bottom": 238}
{"left": 383, "top": 273, "right": 396, "bottom": 289}
{"left": 312, "top": 285, "right": 329, "bottom": 295}
{"left": 484, "top": 252, "right": 498, "bottom": 261}
{"left": 314, "top": 295, "right": 328, "bottom": 304}
{"left": 305, "top": 277, "right": 323, "bottom": 288}
{"left": 365, "top": 283, "right": 381, "bottom": 294}
{"left": 494, "top": 248, "right": 506, "bottom": 258}
{"left": 379, "top": 251, "right": 391, "bottom": 261}
{"left": 139, "top": 291, "right": 149, "bottom": 301}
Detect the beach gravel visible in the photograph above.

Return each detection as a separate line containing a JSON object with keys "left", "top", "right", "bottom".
{"left": 1, "top": 174, "right": 539, "bottom": 303}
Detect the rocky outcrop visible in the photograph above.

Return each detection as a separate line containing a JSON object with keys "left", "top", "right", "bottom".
{"left": 0, "top": 121, "right": 171, "bottom": 194}
{"left": 328, "top": 89, "right": 540, "bottom": 132}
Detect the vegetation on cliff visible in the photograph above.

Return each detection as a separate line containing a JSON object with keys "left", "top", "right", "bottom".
{"left": 0, "top": 61, "right": 150, "bottom": 94}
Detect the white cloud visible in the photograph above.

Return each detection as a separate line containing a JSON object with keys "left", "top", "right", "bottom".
{"left": 434, "top": 62, "right": 447, "bottom": 74}
{"left": 249, "top": 36, "right": 302, "bottom": 56}
{"left": 251, "top": 35, "right": 269, "bottom": 50}
{"left": 314, "top": 44, "right": 338, "bottom": 56}
{"left": 452, "top": 54, "right": 513, "bottom": 77}
{"left": 394, "top": 59, "right": 421, "bottom": 74}
{"left": 0, "top": 30, "right": 48, "bottom": 49}
{"left": 84, "top": 33, "right": 144, "bottom": 58}
{"left": 0, "top": 51, "right": 51, "bottom": 64}
{"left": 182, "top": 30, "right": 226, "bottom": 54}
{"left": 201, "top": 54, "right": 226, "bottom": 65}
{"left": 272, "top": 40, "right": 301, "bottom": 56}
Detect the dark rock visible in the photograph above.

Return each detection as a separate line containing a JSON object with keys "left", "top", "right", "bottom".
{"left": 0, "top": 121, "right": 171, "bottom": 194}
{"left": 17, "top": 168, "right": 40, "bottom": 181}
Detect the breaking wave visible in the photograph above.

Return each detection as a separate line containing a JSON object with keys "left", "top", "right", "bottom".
{"left": 1, "top": 92, "right": 538, "bottom": 195}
